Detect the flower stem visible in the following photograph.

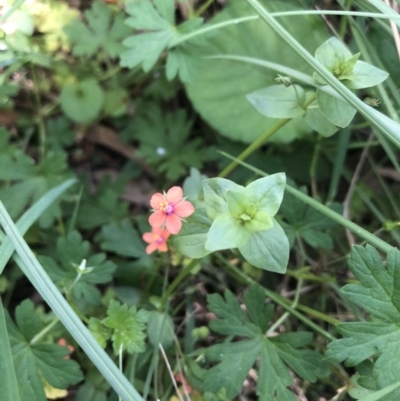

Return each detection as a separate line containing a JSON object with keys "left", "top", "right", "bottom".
{"left": 219, "top": 93, "right": 316, "bottom": 178}
{"left": 159, "top": 259, "right": 200, "bottom": 311}
{"left": 30, "top": 317, "right": 59, "bottom": 345}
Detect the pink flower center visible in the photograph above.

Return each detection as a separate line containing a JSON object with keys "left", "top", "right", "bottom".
{"left": 153, "top": 234, "right": 164, "bottom": 244}
{"left": 159, "top": 201, "right": 174, "bottom": 214}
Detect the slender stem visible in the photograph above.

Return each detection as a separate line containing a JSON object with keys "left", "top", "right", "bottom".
{"left": 31, "top": 66, "right": 47, "bottom": 160}
{"left": 216, "top": 254, "right": 337, "bottom": 339}
{"left": 310, "top": 134, "right": 322, "bottom": 198}
{"left": 0, "top": 0, "right": 27, "bottom": 23}
{"left": 194, "top": 0, "right": 214, "bottom": 18}
{"left": 29, "top": 317, "right": 59, "bottom": 345}
{"left": 118, "top": 345, "right": 123, "bottom": 401}
{"left": 169, "top": 16, "right": 259, "bottom": 47}
{"left": 219, "top": 93, "right": 316, "bottom": 178}
{"left": 159, "top": 259, "right": 200, "bottom": 311}
{"left": 267, "top": 278, "right": 303, "bottom": 335}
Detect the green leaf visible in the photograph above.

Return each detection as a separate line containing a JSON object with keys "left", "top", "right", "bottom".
{"left": 247, "top": 85, "right": 306, "bottom": 119}
{"left": 238, "top": 218, "right": 289, "bottom": 273}
{"left": 347, "top": 60, "right": 389, "bottom": 90}
{"left": 100, "top": 219, "right": 147, "bottom": 259}
{"left": 173, "top": 208, "right": 212, "bottom": 259}
{"left": 244, "top": 173, "right": 286, "bottom": 217}
{"left": 6, "top": 300, "right": 83, "bottom": 400}
{"left": 325, "top": 245, "right": 400, "bottom": 397}
{"left": 0, "top": 202, "right": 145, "bottom": 401}
{"left": 127, "top": 102, "right": 207, "bottom": 180}
{"left": 0, "top": 298, "right": 21, "bottom": 401}
{"left": 304, "top": 104, "right": 338, "bottom": 137}
{"left": 120, "top": 0, "right": 205, "bottom": 82}
{"left": 64, "top": 1, "right": 130, "bottom": 58}
{"left": 186, "top": 0, "right": 328, "bottom": 143}
{"left": 280, "top": 185, "right": 341, "bottom": 250}
{"left": 204, "top": 286, "right": 329, "bottom": 399}
{"left": 88, "top": 318, "right": 112, "bottom": 349}
{"left": 147, "top": 312, "right": 174, "bottom": 349}
{"left": 317, "top": 89, "right": 356, "bottom": 128}
{"left": 39, "top": 231, "right": 116, "bottom": 305}
{"left": 203, "top": 178, "right": 244, "bottom": 220}
{"left": 60, "top": 79, "right": 104, "bottom": 124}
{"left": 205, "top": 213, "right": 252, "bottom": 252}
{"left": 102, "top": 300, "right": 148, "bottom": 355}
{"left": 77, "top": 175, "right": 129, "bottom": 229}
{"left": 0, "top": 144, "right": 72, "bottom": 227}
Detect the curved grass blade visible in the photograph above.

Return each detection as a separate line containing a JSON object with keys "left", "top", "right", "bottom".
{"left": 245, "top": 0, "right": 400, "bottom": 148}
{"left": 219, "top": 151, "right": 394, "bottom": 254}
{"left": 0, "top": 202, "right": 145, "bottom": 401}
{"left": 0, "top": 297, "right": 21, "bottom": 401}
{"left": 0, "top": 178, "right": 78, "bottom": 275}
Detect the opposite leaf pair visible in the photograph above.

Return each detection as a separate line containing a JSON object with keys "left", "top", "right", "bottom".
{"left": 175, "top": 174, "right": 290, "bottom": 273}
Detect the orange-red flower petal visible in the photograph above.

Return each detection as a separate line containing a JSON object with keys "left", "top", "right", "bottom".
{"left": 150, "top": 192, "right": 165, "bottom": 210}
{"left": 174, "top": 200, "right": 195, "bottom": 218}
{"left": 166, "top": 186, "right": 183, "bottom": 204}
{"left": 149, "top": 210, "right": 166, "bottom": 228}
{"left": 166, "top": 213, "right": 182, "bottom": 234}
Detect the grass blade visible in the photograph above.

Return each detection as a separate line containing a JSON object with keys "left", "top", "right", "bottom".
{"left": 245, "top": 0, "right": 400, "bottom": 148}
{"left": 0, "top": 202, "right": 145, "bottom": 401}
{"left": 0, "top": 297, "right": 21, "bottom": 401}
{"left": 0, "top": 178, "right": 77, "bottom": 274}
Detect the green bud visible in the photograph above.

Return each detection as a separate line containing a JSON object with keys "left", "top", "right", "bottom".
{"left": 245, "top": 203, "right": 257, "bottom": 217}
{"left": 192, "top": 326, "right": 210, "bottom": 340}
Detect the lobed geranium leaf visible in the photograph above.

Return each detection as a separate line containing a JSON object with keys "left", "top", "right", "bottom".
{"left": 120, "top": 0, "right": 205, "bottom": 82}
{"left": 280, "top": 184, "right": 341, "bottom": 250}
{"left": 102, "top": 300, "right": 149, "bottom": 355}
{"left": 39, "top": 231, "right": 116, "bottom": 305}
{"left": 64, "top": 1, "right": 130, "bottom": 58}
{"left": 326, "top": 245, "right": 400, "bottom": 399}
{"left": 204, "top": 285, "right": 329, "bottom": 399}
{"left": 6, "top": 300, "right": 83, "bottom": 401}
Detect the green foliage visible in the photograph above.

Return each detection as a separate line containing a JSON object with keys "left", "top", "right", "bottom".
{"left": 0, "top": 131, "right": 72, "bottom": 227}
{"left": 99, "top": 219, "right": 147, "bottom": 259}
{"left": 326, "top": 245, "right": 400, "bottom": 399}
{"left": 186, "top": 0, "right": 328, "bottom": 143}
{"left": 313, "top": 37, "right": 388, "bottom": 89}
{"left": 202, "top": 175, "right": 289, "bottom": 272}
{"left": 39, "top": 231, "right": 116, "bottom": 305}
{"left": 77, "top": 175, "right": 130, "bottom": 230}
{"left": 147, "top": 311, "right": 174, "bottom": 349}
{"left": 280, "top": 185, "right": 341, "bottom": 250}
{"left": 89, "top": 300, "right": 149, "bottom": 355}
{"left": 130, "top": 102, "right": 207, "bottom": 180}
{"left": 120, "top": 0, "right": 205, "bottom": 82}
{"left": 203, "top": 285, "right": 329, "bottom": 399}
{"left": 64, "top": 1, "right": 130, "bottom": 58}
{"left": 5, "top": 300, "right": 83, "bottom": 401}
{"left": 246, "top": 85, "right": 308, "bottom": 119}
{"left": 60, "top": 79, "right": 104, "bottom": 124}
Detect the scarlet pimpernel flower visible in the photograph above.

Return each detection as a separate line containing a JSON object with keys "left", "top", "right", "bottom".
{"left": 142, "top": 227, "right": 171, "bottom": 254}
{"left": 149, "top": 186, "right": 194, "bottom": 234}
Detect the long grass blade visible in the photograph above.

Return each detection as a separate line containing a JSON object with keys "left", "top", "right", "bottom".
{"left": 0, "top": 178, "right": 77, "bottom": 274}
{"left": 0, "top": 202, "right": 145, "bottom": 401}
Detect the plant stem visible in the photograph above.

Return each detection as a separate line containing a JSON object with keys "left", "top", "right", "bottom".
{"left": 159, "top": 259, "right": 200, "bottom": 311}
{"left": 0, "top": 0, "right": 27, "bottom": 23}
{"left": 310, "top": 134, "right": 322, "bottom": 198}
{"left": 118, "top": 345, "right": 123, "bottom": 401}
{"left": 29, "top": 317, "right": 59, "bottom": 345}
{"left": 219, "top": 93, "right": 316, "bottom": 178}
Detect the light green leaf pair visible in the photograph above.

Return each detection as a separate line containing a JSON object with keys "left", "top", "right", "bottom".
{"left": 204, "top": 174, "right": 289, "bottom": 273}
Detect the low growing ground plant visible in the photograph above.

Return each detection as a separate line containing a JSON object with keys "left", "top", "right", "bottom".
{"left": 1, "top": 0, "right": 400, "bottom": 400}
